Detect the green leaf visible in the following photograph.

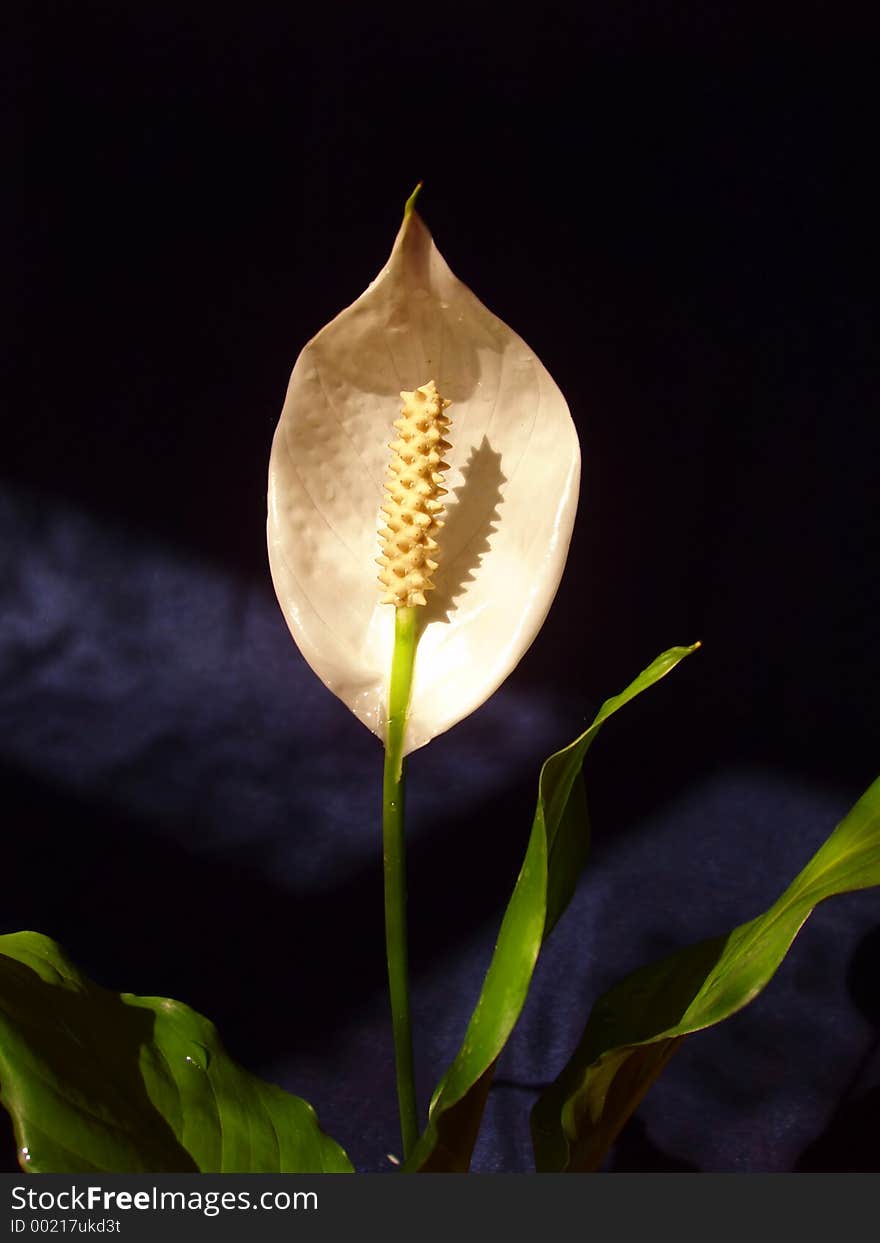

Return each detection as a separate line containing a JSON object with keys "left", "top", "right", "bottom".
{"left": 531, "top": 772, "right": 880, "bottom": 1171}
{"left": 406, "top": 643, "right": 700, "bottom": 1171}
{"left": 0, "top": 932, "right": 353, "bottom": 1173}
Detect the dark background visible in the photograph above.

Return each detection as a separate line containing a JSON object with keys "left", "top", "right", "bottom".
{"left": 3, "top": 2, "right": 878, "bottom": 1172}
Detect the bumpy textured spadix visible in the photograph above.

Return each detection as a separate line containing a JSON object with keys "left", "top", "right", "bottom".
{"left": 267, "top": 201, "right": 580, "bottom": 755}
{"left": 377, "top": 381, "right": 452, "bottom": 607}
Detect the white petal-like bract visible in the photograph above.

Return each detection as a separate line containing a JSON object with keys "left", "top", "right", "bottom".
{"left": 267, "top": 206, "right": 580, "bottom": 755}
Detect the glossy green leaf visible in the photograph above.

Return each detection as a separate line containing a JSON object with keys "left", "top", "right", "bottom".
{"left": 406, "top": 643, "right": 700, "bottom": 1171}
{"left": 531, "top": 773, "right": 880, "bottom": 1171}
{"left": 0, "top": 932, "right": 353, "bottom": 1173}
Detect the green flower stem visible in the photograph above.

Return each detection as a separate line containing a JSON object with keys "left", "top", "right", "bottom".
{"left": 382, "top": 604, "right": 419, "bottom": 1161}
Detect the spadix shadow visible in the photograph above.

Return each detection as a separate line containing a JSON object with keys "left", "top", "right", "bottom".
{"left": 420, "top": 436, "right": 506, "bottom": 627}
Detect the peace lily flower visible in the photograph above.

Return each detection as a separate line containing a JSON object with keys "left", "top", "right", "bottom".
{"left": 267, "top": 189, "right": 580, "bottom": 1162}
{"left": 267, "top": 190, "right": 580, "bottom": 755}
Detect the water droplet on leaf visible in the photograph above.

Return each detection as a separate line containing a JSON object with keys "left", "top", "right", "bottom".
{"left": 184, "top": 1042, "right": 212, "bottom": 1070}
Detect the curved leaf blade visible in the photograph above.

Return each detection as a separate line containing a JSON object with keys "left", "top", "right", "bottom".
{"left": 531, "top": 773, "right": 880, "bottom": 1171}
{"left": 0, "top": 932, "right": 353, "bottom": 1173}
{"left": 406, "top": 643, "right": 700, "bottom": 1171}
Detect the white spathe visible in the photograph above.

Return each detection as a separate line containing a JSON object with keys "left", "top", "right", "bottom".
{"left": 267, "top": 206, "right": 580, "bottom": 755}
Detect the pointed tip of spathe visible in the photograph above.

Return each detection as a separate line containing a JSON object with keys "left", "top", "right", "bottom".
{"left": 403, "top": 181, "right": 424, "bottom": 220}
